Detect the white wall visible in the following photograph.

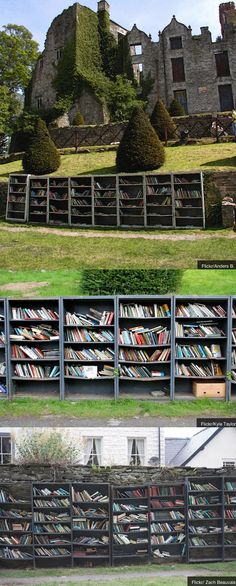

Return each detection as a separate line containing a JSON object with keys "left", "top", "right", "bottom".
{"left": 0, "top": 427, "right": 165, "bottom": 468}
{"left": 188, "top": 429, "right": 236, "bottom": 468}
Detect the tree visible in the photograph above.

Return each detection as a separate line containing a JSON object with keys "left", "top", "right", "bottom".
{"left": 116, "top": 106, "right": 165, "bottom": 172}
{"left": 150, "top": 99, "right": 177, "bottom": 141}
{"left": 115, "top": 35, "right": 134, "bottom": 82}
{"left": 107, "top": 75, "right": 142, "bottom": 122}
{"left": 169, "top": 98, "right": 185, "bottom": 117}
{"left": 15, "top": 430, "right": 84, "bottom": 473}
{"left": 23, "top": 118, "right": 61, "bottom": 175}
{"left": 73, "top": 110, "right": 85, "bottom": 126}
{"left": 0, "top": 24, "right": 39, "bottom": 94}
{"left": 0, "top": 87, "right": 11, "bottom": 134}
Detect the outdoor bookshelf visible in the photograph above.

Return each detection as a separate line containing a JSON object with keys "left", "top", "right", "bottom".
{"left": 32, "top": 482, "right": 72, "bottom": 567}
{"left": 117, "top": 296, "right": 173, "bottom": 400}
{"left": 7, "top": 298, "right": 61, "bottom": 398}
{"left": 0, "top": 299, "right": 8, "bottom": 399}
{"left": 1, "top": 477, "right": 236, "bottom": 567}
{"left": 72, "top": 483, "right": 111, "bottom": 566}
{"left": 6, "top": 174, "right": 29, "bottom": 223}
{"left": 149, "top": 482, "right": 186, "bottom": 561}
{"left": 111, "top": 484, "right": 149, "bottom": 563}
{"left": 230, "top": 297, "right": 236, "bottom": 400}
{"left": 173, "top": 173, "right": 205, "bottom": 229}
{"left": 174, "top": 296, "right": 230, "bottom": 401}
{"left": 186, "top": 476, "right": 224, "bottom": 562}
{"left": 0, "top": 294, "right": 235, "bottom": 401}
{"left": 0, "top": 483, "right": 33, "bottom": 567}
{"left": 224, "top": 477, "right": 236, "bottom": 560}
{"left": 62, "top": 297, "right": 117, "bottom": 400}
{"left": 6, "top": 173, "right": 205, "bottom": 229}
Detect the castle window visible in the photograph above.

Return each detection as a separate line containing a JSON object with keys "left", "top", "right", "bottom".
{"left": 130, "top": 44, "right": 142, "bottom": 56}
{"left": 0, "top": 434, "right": 11, "bottom": 464}
{"left": 37, "top": 97, "right": 43, "bottom": 109}
{"left": 170, "top": 36, "right": 182, "bottom": 50}
{"left": 174, "top": 89, "right": 188, "bottom": 113}
{"left": 215, "top": 51, "right": 230, "bottom": 77}
{"left": 171, "top": 57, "right": 185, "bottom": 82}
{"left": 56, "top": 47, "right": 63, "bottom": 61}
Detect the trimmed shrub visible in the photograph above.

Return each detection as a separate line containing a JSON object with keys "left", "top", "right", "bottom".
{"left": 168, "top": 99, "right": 185, "bottom": 117}
{"left": 80, "top": 269, "right": 182, "bottom": 296}
{"left": 116, "top": 106, "right": 165, "bottom": 172}
{"left": 73, "top": 110, "right": 85, "bottom": 126}
{"left": 204, "top": 173, "right": 222, "bottom": 228}
{"left": 23, "top": 118, "right": 61, "bottom": 175}
{"left": 150, "top": 99, "right": 177, "bottom": 141}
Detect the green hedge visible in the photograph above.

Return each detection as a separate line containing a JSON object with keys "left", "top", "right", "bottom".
{"left": 203, "top": 173, "right": 222, "bottom": 228}
{"left": 80, "top": 269, "right": 182, "bottom": 296}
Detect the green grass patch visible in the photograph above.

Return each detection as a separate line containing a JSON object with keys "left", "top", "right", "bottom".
{"left": 1, "top": 143, "right": 236, "bottom": 181}
{"left": 1, "top": 398, "right": 236, "bottom": 418}
{"left": 0, "top": 229, "right": 235, "bottom": 269}
{"left": 178, "top": 269, "right": 236, "bottom": 295}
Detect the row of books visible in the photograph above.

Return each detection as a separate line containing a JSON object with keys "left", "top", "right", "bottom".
{"left": 188, "top": 510, "right": 220, "bottom": 520}
{"left": 73, "top": 506, "right": 108, "bottom": 519}
{"left": 0, "top": 548, "right": 33, "bottom": 559}
{"left": 175, "top": 189, "right": 201, "bottom": 199}
{"left": 65, "top": 365, "right": 113, "bottom": 378}
{"left": 35, "top": 547, "right": 70, "bottom": 557}
{"left": 188, "top": 482, "right": 219, "bottom": 491}
{"left": 119, "top": 327, "right": 170, "bottom": 346}
{"left": 188, "top": 496, "right": 220, "bottom": 506}
{"left": 73, "top": 520, "right": 109, "bottom": 530}
{"left": 65, "top": 309, "right": 114, "bottom": 327}
{"left": 175, "top": 304, "right": 226, "bottom": 319}
{"left": 225, "top": 482, "right": 236, "bottom": 491}
{"left": 34, "top": 524, "right": 71, "bottom": 534}
{"left": 0, "top": 535, "right": 32, "bottom": 545}
{"left": 64, "top": 347, "right": 114, "bottom": 361}
{"left": 72, "top": 490, "right": 108, "bottom": 504}
{"left": 189, "top": 525, "right": 221, "bottom": 534}
{"left": 175, "top": 344, "right": 222, "bottom": 359}
{"left": 65, "top": 329, "right": 114, "bottom": 344}
{"left": 150, "top": 511, "right": 185, "bottom": 521}
{"left": 175, "top": 362, "right": 223, "bottom": 377}
{"left": 33, "top": 498, "right": 70, "bottom": 509}
{"left": 150, "top": 522, "right": 185, "bottom": 533}
{"left": 150, "top": 499, "right": 184, "bottom": 509}
{"left": 12, "top": 346, "right": 59, "bottom": 360}
{"left": 119, "top": 347, "right": 170, "bottom": 362}
{"left": 11, "top": 307, "right": 59, "bottom": 321}
{"left": 14, "top": 364, "right": 60, "bottom": 379}
{"left": 10, "top": 326, "right": 59, "bottom": 342}
{"left": 120, "top": 365, "right": 166, "bottom": 379}
{"left": 119, "top": 303, "right": 171, "bottom": 318}
{"left": 175, "top": 323, "right": 225, "bottom": 338}
{"left": 33, "top": 513, "right": 70, "bottom": 522}
{"left": 151, "top": 533, "right": 185, "bottom": 545}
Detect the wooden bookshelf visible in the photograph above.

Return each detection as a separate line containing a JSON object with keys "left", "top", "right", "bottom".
{"left": 149, "top": 482, "right": 186, "bottom": 561}
{"left": 173, "top": 173, "right": 205, "bottom": 229}
{"left": 6, "top": 173, "right": 205, "bottom": 229}
{"left": 174, "top": 296, "right": 230, "bottom": 400}
{"left": 70, "top": 177, "right": 93, "bottom": 227}
{"left": 230, "top": 297, "right": 236, "bottom": 400}
{"left": 224, "top": 477, "right": 236, "bottom": 560}
{"left": 72, "top": 483, "right": 111, "bottom": 566}
{"left": 7, "top": 298, "right": 61, "bottom": 398}
{"left": 112, "top": 484, "right": 149, "bottom": 563}
{"left": 62, "top": 296, "right": 117, "bottom": 400}
{"left": 0, "top": 299, "right": 8, "bottom": 399}
{"left": 0, "top": 483, "right": 33, "bottom": 566}
{"left": 32, "top": 482, "right": 72, "bottom": 567}
{"left": 6, "top": 175, "right": 29, "bottom": 223}
{"left": 117, "top": 296, "right": 173, "bottom": 400}
{"left": 186, "top": 476, "right": 224, "bottom": 562}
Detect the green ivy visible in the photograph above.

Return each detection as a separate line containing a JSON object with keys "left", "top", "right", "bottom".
{"left": 98, "top": 9, "right": 117, "bottom": 79}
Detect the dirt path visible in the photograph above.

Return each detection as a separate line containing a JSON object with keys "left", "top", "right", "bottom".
{"left": 0, "top": 568, "right": 231, "bottom": 585}
{"left": 1, "top": 225, "right": 235, "bottom": 241}
{"left": 0, "top": 415, "right": 198, "bottom": 427}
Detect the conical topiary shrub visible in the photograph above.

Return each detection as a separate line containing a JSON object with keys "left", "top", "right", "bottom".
{"left": 116, "top": 107, "right": 165, "bottom": 172}
{"left": 150, "top": 99, "right": 176, "bottom": 141}
{"left": 23, "top": 118, "right": 61, "bottom": 175}
{"left": 73, "top": 110, "right": 85, "bottom": 126}
{"left": 168, "top": 98, "right": 185, "bottom": 117}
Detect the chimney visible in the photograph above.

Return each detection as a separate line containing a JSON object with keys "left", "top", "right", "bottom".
{"left": 97, "top": 1, "right": 110, "bottom": 14}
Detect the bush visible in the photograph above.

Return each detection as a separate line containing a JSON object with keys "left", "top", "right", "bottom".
{"left": 80, "top": 269, "right": 182, "bottom": 296}
{"left": 116, "top": 106, "right": 165, "bottom": 172}
{"left": 204, "top": 173, "right": 222, "bottom": 228}
{"left": 150, "top": 99, "right": 177, "bottom": 141}
{"left": 73, "top": 110, "right": 85, "bottom": 126}
{"left": 16, "top": 430, "right": 84, "bottom": 467}
{"left": 22, "top": 118, "right": 61, "bottom": 175}
{"left": 168, "top": 99, "right": 185, "bottom": 117}
{"left": 107, "top": 75, "right": 142, "bottom": 122}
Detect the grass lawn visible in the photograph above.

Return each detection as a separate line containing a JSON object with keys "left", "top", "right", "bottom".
{"left": 0, "top": 227, "right": 235, "bottom": 269}
{"left": 1, "top": 397, "right": 236, "bottom": 418}
{"left": 1, "top": 142, "right": 236, "bottom": 181}
{"left": 0, "top": 269, "right": 234, "bottom": 297}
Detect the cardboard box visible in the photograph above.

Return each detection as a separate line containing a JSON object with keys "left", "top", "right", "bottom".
{"left": 192, "top": 382, "right": 226, "bottom": 398}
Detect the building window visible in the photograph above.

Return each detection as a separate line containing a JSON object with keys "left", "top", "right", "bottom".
{"left": 0, "top": 434, "right": 11, "bottom": 464}
{"left": 215, "top": 51, "right": 230, "bottom": 77}
{"left": 133, "top": 62, "right": 143, "bottom": 85}
{"left": 174, "top": 89, "right": 188, "bottom": 113}
{"left": 128, "top": 438, "right": 145, "bottom": 466}
{"left": 171, "top": 57, "right": 185, "bottom": 82}
{"left": 85, "top": 438, "right": 102, "bottom": 466}
{"left": 56, "top": 48, "right": 63, "bottom": 61}
{"left": 218, "top": 84, "right": 234, "bottom": 111}
{"left": 38, "top": 58, "right": 43, "bottom": 70}
{"left": 37, "top": 97, "right": 43, "bottom": 109}
{"left": 170, "top": 36, "right": 182, "bottom": 50}
{"left": 130, "top": 44, "right": 142, "bottom": 56}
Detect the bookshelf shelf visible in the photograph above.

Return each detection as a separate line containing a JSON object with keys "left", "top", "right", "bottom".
{"left": 112, "top": 484, "right": 149, "bottom": 564}
{"left": 7, "top": 173, "right": 205, "bottom": 229}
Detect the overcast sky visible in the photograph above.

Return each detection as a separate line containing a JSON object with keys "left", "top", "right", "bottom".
{"left": 0, "top": 0, "right": 223, "bottom": 50}
{"left": 164, "top": 428, "right": 200, "bottom": 438}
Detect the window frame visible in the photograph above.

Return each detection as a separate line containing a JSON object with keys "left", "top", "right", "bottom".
{"left": 0, "top": 433, "right": 12, "bottom": 465}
